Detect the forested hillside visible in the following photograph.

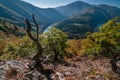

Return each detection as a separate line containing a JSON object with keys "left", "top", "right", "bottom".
{"left": 55, "top": 1, "right": 120, "bottom": 38}
{"left": 56, "top": 1, "right": 92, "bottom": 17}
{"left": 0, "top": 0, "right": 120, "bottom": 80}
{"left": 0, "top": 0, "right": 67, "bottom": 32}
{"left": 0, "top": 16, "right": 120, "bottom": 79}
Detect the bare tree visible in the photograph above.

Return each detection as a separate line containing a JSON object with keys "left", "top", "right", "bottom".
{"left": 25, "top": 14, "right": 43, "bottom": 65}
{"left": 110, "top": 52, "right": 120, "bottom": 74}
{"left": 25, "top": 14, "right": 54, "bottom": 80}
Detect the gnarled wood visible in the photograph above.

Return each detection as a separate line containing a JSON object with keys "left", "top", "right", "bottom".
{"left": 25, "top": 15, "right": 43, "bottom": 62}
{"left": 25, "top": 15, "right": 54, "bottom": 80}
{"left": 110, "top": 52, "right": 120, "bottom": 74}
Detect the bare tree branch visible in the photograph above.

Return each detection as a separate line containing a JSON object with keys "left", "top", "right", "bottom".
{"left": 32, "top": 14, "right": 39, "bottom": 40}
{"left": 25, "top": 19, "right": 37, "bottom": 42}
{"left": 25, "top": 15, "right": 54, "bottom": 80}
{"left": 25, "top": 15, "right": 43, "bottom": 63}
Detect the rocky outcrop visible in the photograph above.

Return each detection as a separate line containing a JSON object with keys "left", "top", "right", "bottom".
{"left": 0, "top": 58, "right": 119, "bottom": 80}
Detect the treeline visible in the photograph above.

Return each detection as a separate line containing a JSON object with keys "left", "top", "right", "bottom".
{"left": 0, "top": 17, "right": 120, "bottom": 60}
{"left": 67, "top": 17, "right": 120, "bottom": 59}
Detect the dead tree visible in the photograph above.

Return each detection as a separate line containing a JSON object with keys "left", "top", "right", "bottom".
{"left": 110, "top": 52, "right": 120, "bottom": 74}
{"left": 25, "top": 14, "right": 43, "bottom": 65}
{"left": 25, "top": 14, "right": 54, "bottom": 80}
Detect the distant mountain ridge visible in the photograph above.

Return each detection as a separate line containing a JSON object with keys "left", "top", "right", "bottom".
{"left": 55, "top": 1, "right": 120, "bottom": 38}
{"left": 0, "top": 0, "right": 120, "bottom": 36}
{"left": 56, "top": 1, "right": 92, "bottom": 17}
{"left": 56, "top": 1, "right": 120, "bottom": 18}
{"left": 0, "top": 0, "right": 67, "bottom": 32}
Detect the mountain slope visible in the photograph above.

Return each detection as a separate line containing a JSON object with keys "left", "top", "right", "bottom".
{"left": 55, "top": 2, "right": 120, "bottom": 39}
{"left": 0, "top": 21, "right": 25, "bottom": 38}
{"left": 98, "top": 4, "right": 120, "bottom": 18}
{"left": 56, "top": 1, "right": 92, "bottom": 17}
{"left": 55, "top": 13, "right": 95, "bottom": 39}
{"left": 56, "top": 1, "right": 120, "bottom": 18}
{"left": 0, "top": 0, "right": 67, "bottom": 32}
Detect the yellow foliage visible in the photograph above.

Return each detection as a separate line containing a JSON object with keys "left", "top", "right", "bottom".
{"left": 66, "top": 39, "right": 83, "bottom": 56}
{"left": 0, "top": 39, "right": 6, "bottom": 54}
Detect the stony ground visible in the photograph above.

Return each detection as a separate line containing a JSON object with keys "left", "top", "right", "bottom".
{"left": 0, "top": 57, "right": 119, "bottom": 80}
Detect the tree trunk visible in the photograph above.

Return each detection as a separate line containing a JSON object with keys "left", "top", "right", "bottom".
{"left": 25, "top": 15, "right": 43, "bottom": 67}
{"left": 110, "top": 52, "right": 120, "bottom": 74}
{"left": 25, "top": 15, "right": 54, "bottom": 80}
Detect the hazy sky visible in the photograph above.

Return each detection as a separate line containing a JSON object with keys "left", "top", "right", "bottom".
{"left": 22, "top": 0, "right": 120, "bottom": 8}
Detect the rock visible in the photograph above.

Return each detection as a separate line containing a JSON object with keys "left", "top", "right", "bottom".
{"left": 85, "top": 75, "right": 97, "bottom": 80}
{"left": 0, "top": 60, "right": 6, "bottom": 66}
{"left": 0, "top": 58, "right": 119, "bottom": 80}
{"left": 0, "top": 60, "right": 28, "bottom": 80}
{"left": 85, "top": 68, "right": 92, "bottom": 73}
{"left": 96, "top": 75, "right": 102, "bottom": 80}
{"left": 116, "top": 61, "right": 120, "bottom": 67}
{"left": 64, "top": 72, "right": 71, "bottom": 76}
{"left": 56, "top": 72, "right": 65, "bottom": 80}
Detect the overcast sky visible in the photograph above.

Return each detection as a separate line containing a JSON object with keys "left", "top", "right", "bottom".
{"left": 22, "top": 0, "right": 120, "bottom": 8}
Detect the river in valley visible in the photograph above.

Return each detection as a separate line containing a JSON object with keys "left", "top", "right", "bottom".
{"left": 43, "top": 23, "right": 58, "bottom": 33}
{"left": 43, "top": 23, "right": 105, "bottom": 34}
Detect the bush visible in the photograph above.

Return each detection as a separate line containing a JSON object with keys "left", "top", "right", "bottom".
{"left": 81, "top": 17, "right": 120, "bottom": 58}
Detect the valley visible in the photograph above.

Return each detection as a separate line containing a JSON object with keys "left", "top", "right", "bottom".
{"left": 0, "top": 0, "right": 120, "bottom": 80}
